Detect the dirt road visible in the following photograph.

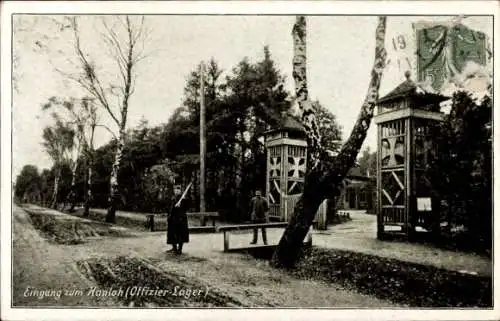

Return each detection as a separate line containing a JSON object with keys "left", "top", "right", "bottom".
{"left": 12, "top": 204, "right": 119, "bottom": 306}
{"left": 314, "top": 211, "right": 492, "bottom": 277}
{"left": 12, "top": 204, "right": 398, "bottom": 307}
{"left": 72, "top": 207, "right": 492, "bottom": 277}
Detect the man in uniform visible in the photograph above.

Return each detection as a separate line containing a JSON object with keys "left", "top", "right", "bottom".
{"left": 249, "top": 189, "right": 269, "bottom": 245}
{"left": 166, "top": 184, "right": 190, "bottom": 254}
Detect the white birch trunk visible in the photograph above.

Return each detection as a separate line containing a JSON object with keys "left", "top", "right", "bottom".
{"left": 105, "top": 130, "right": 125, "bottom": 223}
{"left": 271, "top": 16, "right": 388, "bottom": 268}
{"left": 84, "top": 166, "right": 92, "bottom": 216}
{"left": 50, "top": 170, "right": 60, "bottom": 209}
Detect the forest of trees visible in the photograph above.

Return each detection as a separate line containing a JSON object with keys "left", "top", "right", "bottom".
{"left": 429, "top": 91, "right": 492, "bottom": 251}
{"left": 15, "top": 45, "right": 342, "bottom": 223}
{"left": 14, "top": 85, "right": 493, "bottom": 251}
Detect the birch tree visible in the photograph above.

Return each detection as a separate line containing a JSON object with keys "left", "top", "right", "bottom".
{"left": 42, "top": 96, "right": 100, "bottom": 213}
{"left": 65, "top": 16, "right": 151, "bottom": 223}
{"left": 271, "top": 16, "right": 388, "bottom": 268}
{"left": 41, "top": 120, "right": 75, "bottom": 209}
{"left": 82, "top": 98, "right": 98, "bottom": 217}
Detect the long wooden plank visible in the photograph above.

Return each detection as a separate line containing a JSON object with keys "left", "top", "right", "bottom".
{"left": 146, "top": 212, "right": 219, "bottom": 217}
{"left": 186, "top": 212, "right": 219, "bottom": 217}
{"left": 217, "top": 222, "right": 288, "bottom": 232}
{"left": 222, "top": 226, "right": 313, "bottom": 252}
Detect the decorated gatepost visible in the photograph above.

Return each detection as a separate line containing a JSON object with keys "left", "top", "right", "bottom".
{"left": 264, "top": 112, "right": 308, "bottom": 222}
{"left": 374, "top": 17, "right": 489, "bottom": 240}
{"left": 374, "top": 72, "right": 448, "bottom": 240}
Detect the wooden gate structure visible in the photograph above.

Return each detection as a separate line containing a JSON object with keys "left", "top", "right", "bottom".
{"left": 374, "top": 72, "right": 447, "bottom": 239}
{"left": 264, "top": 112, "right": 328, "bottom": 229}
{"left": 264, "top": 112, "right": 307, "bottom": 222}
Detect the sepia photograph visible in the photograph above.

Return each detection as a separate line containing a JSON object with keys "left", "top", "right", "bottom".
{"left": 1, "top": 1, "right": 498, "bottom": 320}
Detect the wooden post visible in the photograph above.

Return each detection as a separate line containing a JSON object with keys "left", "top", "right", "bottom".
{"left": 223, "top": 231, "right": 229, "bottom": 252}
{"left": 317, "top": 199, "right": 327, "bottom": 230}
{"left": 305, "top": 226, "right": 313, "bottom": 246}
{"left": 200, "top": 62, "right": 206, "bottom": 213}
{"left": 376, "top": 121, "right": 383, "bottom": 239}
{"left": 406, "top": 117, "right": 413, "bottom": 237}
{"left": 147, "top": 214, "right": 155, "bottom": 232}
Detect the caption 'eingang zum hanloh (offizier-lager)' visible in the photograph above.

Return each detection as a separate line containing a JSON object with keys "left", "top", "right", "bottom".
{"left": 23, "top": 286, "right": 209, "bottom": 299}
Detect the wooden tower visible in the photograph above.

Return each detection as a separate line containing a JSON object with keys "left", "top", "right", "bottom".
{"left": 264, "top": 112, "right": 307, "bottom": 221}
{"left": 374, "top": 72, "right": 448, "bottom": 239}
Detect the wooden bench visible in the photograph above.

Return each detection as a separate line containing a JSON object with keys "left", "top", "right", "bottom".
{"left": 146, "top": 214, "right": 160, "bottom": 231}
{"left": 146, "top": 212, "right": 219, "bottom": 231}
{"left": 337, "top": 211, "right": 351, "bottom": 219}
{"left": 216, "top": 222, "right": 313, "bottom": 252}
{"left": 187, "top": 212, "right": 219, "bottom": 227}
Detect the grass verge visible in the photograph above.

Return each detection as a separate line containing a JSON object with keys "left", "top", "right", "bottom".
{"left": 26, "top": 210, "right": 136, "bottom": 245}
{"left": 291, "top": 247, "right": 492, "bottom": 307}
{"left": 76, "top": 256, "right": 244, "bottom": 307}
{"left": 65, "top": 208, "right": 164, "bottom": 231}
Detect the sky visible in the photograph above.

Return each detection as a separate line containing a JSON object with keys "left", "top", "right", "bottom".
{"left": 12, "top": 15, "right": 493, "bottom": 178}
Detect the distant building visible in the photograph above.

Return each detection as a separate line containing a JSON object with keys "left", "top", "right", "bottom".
{"left": 335, "top": 166, "right": 376, "bottom": 213}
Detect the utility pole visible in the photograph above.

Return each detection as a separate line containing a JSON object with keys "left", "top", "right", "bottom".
{"left": 200, "top": 62, "right": 206, "bottom": 213}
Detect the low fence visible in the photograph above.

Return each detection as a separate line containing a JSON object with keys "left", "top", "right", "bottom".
{"left": 285, "top": 194, "right": 301, "bottom": 222}
{"left": 269, "top": 194, "right": 328, "bottom": 230}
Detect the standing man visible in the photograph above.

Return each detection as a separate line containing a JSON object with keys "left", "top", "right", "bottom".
{"left": 249, "top": 189, "right": 269, "bottom": 245}
{"left": 166, "top": 184, "right": 190, "bottom": 254}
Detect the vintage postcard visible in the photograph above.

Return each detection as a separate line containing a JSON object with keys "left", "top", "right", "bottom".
{"left": 1, "top": 1, "right": 498, "bottom": 320}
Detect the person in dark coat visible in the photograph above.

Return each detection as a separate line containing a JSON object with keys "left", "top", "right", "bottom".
{"left": 166, "top": 184, "right": 189, "bottom": 254}
{"left": 249, "top": 189, "right": 269, "bottom": 245}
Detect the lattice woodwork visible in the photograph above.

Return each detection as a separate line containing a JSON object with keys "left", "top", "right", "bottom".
{"left": 266, "top": 139, "right": 307, "bottom": 220}
{"left": 269, "top": 179, "right": 281, "bottom": 205}
{"left": 287, "top": 180, "right": 304, "bottom": 195}
{"left": 381, "top": 170, "right": 405, "bottom": 206}
{"left": 269, "top": 156, "right": 281, "bottom": 178}
{"left": 414, "top": 119, "right": 437, "bottom": 169}
{"left": 287, "top": 156, "right": 306, "bottom": 178}
{"left": 380, "top": 120, "right": 406, "bottom": 168}
{"left": 381, "top": 137, "right": 405, "bottom": 167}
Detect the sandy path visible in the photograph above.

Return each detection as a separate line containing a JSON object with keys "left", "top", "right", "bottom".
{"left": 13, "top": 204, "right": 398, "bottom": 307}
{"left": 12, "top": 205, "right": 119, "bottom": 306}
{"left": 15, "top": 204, "right": 491, "bottom": 307}
{"left": 314, "top": 212, "right": 492, "bottom": 277}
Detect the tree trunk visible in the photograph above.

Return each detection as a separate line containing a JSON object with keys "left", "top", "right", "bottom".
{"left": 84, "top": 125, "right": 95, "bottom": 217}
{"left": 67, "top": 162, "right": 78, "bottom": 212}
{"left": 83, "top": 166, "right": 92, "bottom": 217}
{"left": 105, "top": 19, "right": 133, "bottom": 223}
{"left": 50, "top": 168, "right": 61, "bottom": 209}
{"left": 105, "top": 131, "right": 125, "bottom": 223}
{"left": 236, "top": 123, "right": 247, "bottom": 221}
{"left": 271, "top": 16, "right": 387, "bottom": 268}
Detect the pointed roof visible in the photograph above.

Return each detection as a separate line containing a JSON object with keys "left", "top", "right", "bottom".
{"left": 277, "top": 114, "right": 305, "bottom": 133}
{"left": 265, "top": 110, "right": 305, "bottom": 135}
{"left": 378, "top": 79, "right": 417, "bottom": 103}
{"left": 378, "top": 71, "right": 448, "bottom": 104}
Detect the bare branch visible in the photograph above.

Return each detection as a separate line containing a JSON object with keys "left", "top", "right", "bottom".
{"left": 129, "top": 74, "right": 137, "bottom": 97}
{"left": 70, "top": 17, "right": 121, "bottom": 127}
{"left": 101, "top": 18, "right": 128, "bottom": 67}
{"left": 115, "top": 94, "right": 122, "bottom": 113}
{"left": 53, "top": 64, "right": 116, "bottom": 126}
{"left": 95, "top": 124, "right": 118, "bottom": 140}
{"left": 131, "top": 16, "right": 145, "bottom": 47}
